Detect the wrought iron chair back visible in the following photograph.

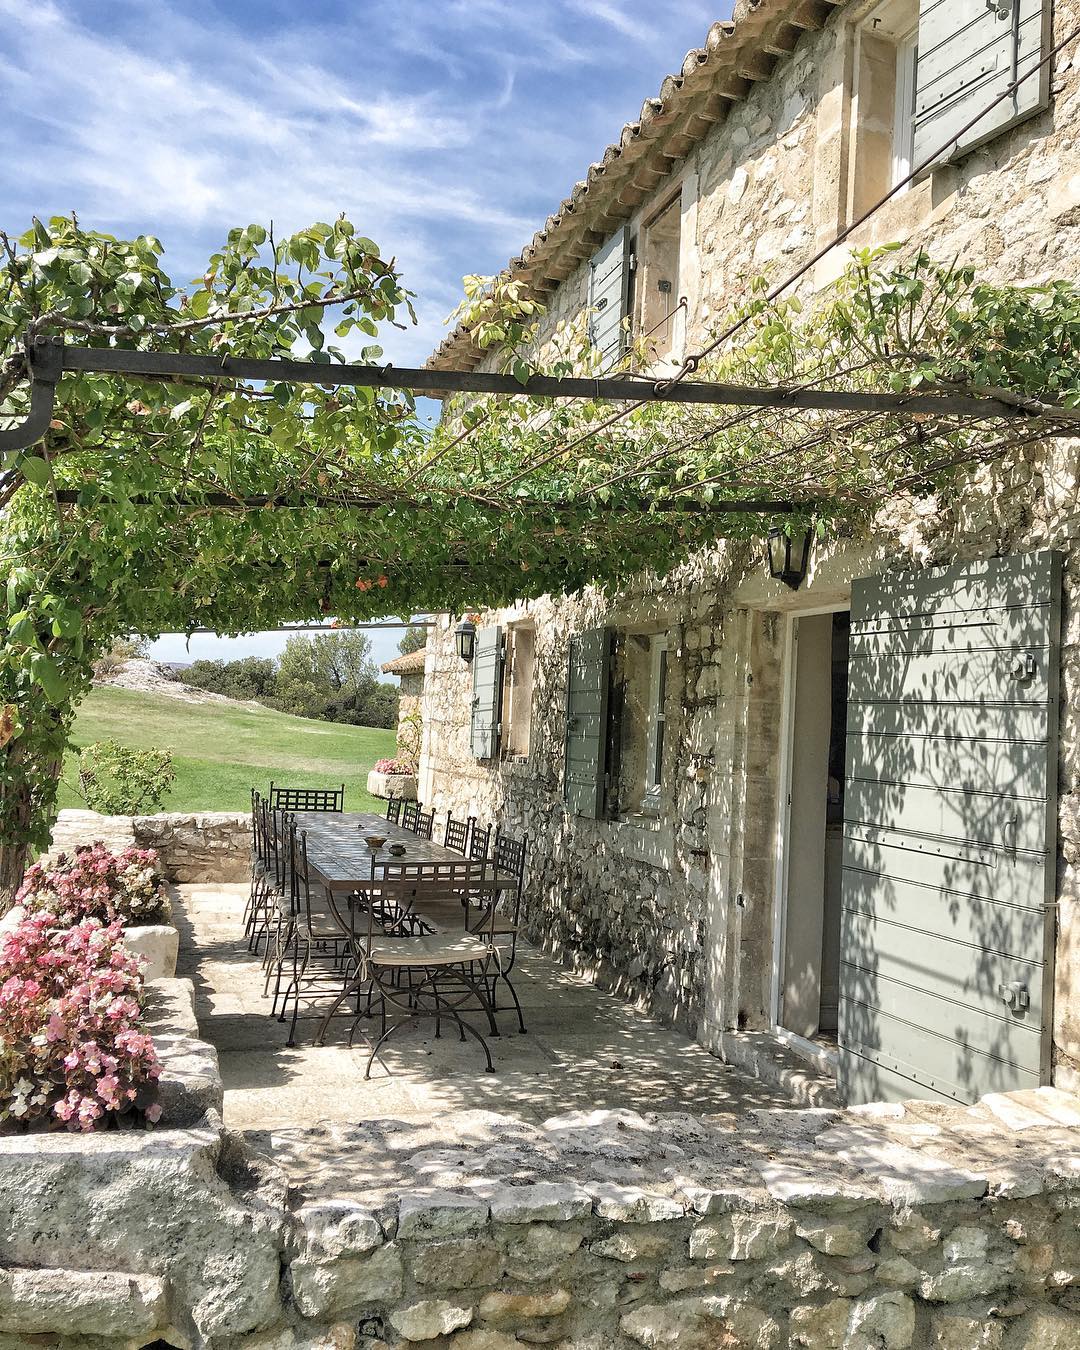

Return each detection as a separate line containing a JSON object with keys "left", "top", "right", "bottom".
{"left": 443, "top": 813, "right": 473, "bottom": 854}
{"left": 414, "top": 808, "right": 435, "bottom": 841}
{"left": 268, "top": 781, "right": 345, "bottom": 812}
{"left": 401, "top": 800, "right": 422, "bottom": 832}
{"left": 385, "top": 794, "right": 403, "bottom": 825}
{"left": 468, "top": 820, "right": 492, "bottom": 861}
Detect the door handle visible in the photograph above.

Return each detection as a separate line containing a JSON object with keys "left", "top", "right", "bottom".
{"left": 1003, "top": 812, "right": 1018, "bottom": 851}
{"left": 1010, "top": 652, "right": 1037, "bottom": 680}
{"left": 999, "top": 981, "right": 1029, "bottom": 1012}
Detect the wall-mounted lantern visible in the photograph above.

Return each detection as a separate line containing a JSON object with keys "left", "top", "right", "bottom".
{"left": 767, "top": 527, "right": 813, "bottom": 591}
{"left": 454, "top": 618, "right": 476, "bottom": 663}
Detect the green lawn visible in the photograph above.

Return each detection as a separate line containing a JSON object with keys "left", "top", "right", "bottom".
{"left": 58, "top": 685, "right": 398, "bottom": 814}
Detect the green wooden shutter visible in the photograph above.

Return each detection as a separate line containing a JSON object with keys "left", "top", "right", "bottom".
{"left": 564, "top": 628, "right": 610, "bottom": 818}
{"left": 913, "top": 0, "right": 1052, "bottom": 169}
{"left": 839, "top": 551, "right": 1061, "bottom": 1106}
{"left": 470, "top": 626, "right": 503, "bottom": 760}
{"left": 588, "top": 228, "right": 632, "bottom": 365}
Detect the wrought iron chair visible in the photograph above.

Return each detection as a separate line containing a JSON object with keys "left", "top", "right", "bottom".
{"left": 443, "top": 813, "right": 473, "bottom": 854}
{"left": 414, "top": 808, "right": 435, "bottom": 841}
{"left": 401, "top": 800, "right": 422, "bottom": 832}
{"left": 385, "top": 794, "right": 403, "bottom": 825}
{"left": 421, "top": 828, "right": 529, "bottom": 1034}
{"left": 268, "top": 782, "right": 345, "bottom": 812}
{"left": 272, "top": 823, "right": 354, "bottom": 1046}
{"left": 243, "top": 789, "right": 269, "bottom": 940}
{"left": 317, "top": 858, "right": 503, "bottom": 1076}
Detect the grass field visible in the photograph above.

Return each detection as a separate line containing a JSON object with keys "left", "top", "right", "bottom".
{"left": 58, "top": 685, "right": 398, "bottom": 814}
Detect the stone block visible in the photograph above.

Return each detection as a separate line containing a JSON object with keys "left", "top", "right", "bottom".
{"left": 794, "top": 1214, "right": 872, "bottom": 1258}
{"left": 1009, "top": 1306, "right": 1080, "bottom": 1348}
{"left": 817, "top": 1125, "right": 988, "bottom": 1206}
{"left": 620, "top": 1297, "right": 731, "bottom": 1350}
{"left": 398, "top": 1191, "right": 490, "bottom": 1239}
{"left": 478, "top": 1289, "right": 571, "bottom": 1325}
{"left": 0, "top": 1267, "right": 167, "bottom": 1339}
{"left": 589, "top": 1185, "right": 685, "bottom": 1223}
{"left": 689, "top": 1211, "right": 793, "bottom": 1261}
{"left": 788, "top": 1298, "right": 851, "bottom": 1348}
{"left": 296, "top": 1201, "right": 383, "bottom": 1260}
{"left": 290, "top": 1245, "right": 404, "bottom": 1320}
{"left": 847, "top": 1291, "right": 915, "bottom": 1349}
{"left": 758, "top": 1162, "right": 877, "bottom": 1212}
{"left": 487, "top": 1183, "right": 592, "bottom": 1223}
{"left": 500, "top": 1225, "right": 583, "bottom": 1282}
{"left": 658, "top": 1263, "right": 734, "bottom": 1293}
{"left": 411, "top": 1238, "right": 503, "bottom": 1289}
{"left": 589, "top": 1227, "right": 674, "bottom": 1263}
{"left": 389, "top": 1298, "right": 473, "bottom": 1341}
{"left": 450, "top": 1332, "right": 521, "bottom": 1350}
{"left": 929, "top": 1309, "right": 1005, "bottom": 1348}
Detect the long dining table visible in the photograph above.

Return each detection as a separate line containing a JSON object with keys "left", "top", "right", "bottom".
{"left": 293, "top": 810, "right": 516, "bottom": 899}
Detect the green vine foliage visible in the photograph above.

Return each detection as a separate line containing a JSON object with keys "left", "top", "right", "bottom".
{"left": 2, "top": 217, "right": 1079, "bottom": 889}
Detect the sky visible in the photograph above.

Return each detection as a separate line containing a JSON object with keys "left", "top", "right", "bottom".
{"left": 1, "top": 0, "right": 728, "bottom": 670}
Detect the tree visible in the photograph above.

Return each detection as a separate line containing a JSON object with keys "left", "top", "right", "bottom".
{"left": 274, "top": 631, "right": 383, "bottom": 720}
{"left": 182, "top": 656, "right": 277, "bottom": 701}
{"left": 398, "top": 624, "right": 428, "bottom": 655}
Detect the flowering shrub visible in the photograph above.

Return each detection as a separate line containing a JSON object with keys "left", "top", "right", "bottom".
{"left": 0, "top": 916, "right": 161, "bottom": 1131}
{"left": 373, "top": 758, "right": 415, "bottom": 775}
{"left": 16, "top": 842, "right": 168, "bottom": 928}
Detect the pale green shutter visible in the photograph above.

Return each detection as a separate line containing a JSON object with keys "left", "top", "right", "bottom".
{"left": 839, "top": 551, "right": 1061, "bottom": 1106}
{"left": 913, "top": 0, "right": 1052, "bottom": 169}
{"left": 470, "top": 626, "right": 503, "bottom": 760}
{"left": 564, "top": 628, "right": 610, "bottom": 818}
{"left": 588, "top": 228, "right": 632, "bottom": 365}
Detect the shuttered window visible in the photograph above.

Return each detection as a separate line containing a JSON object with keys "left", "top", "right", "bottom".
{"left": 470, "top": 626, "right": 504, "bottom": 760}
{"left": 564, "top": 628, "right": 611, "bottom": 818}
{"left": 913, "top": 0, "right": 1052, "bottom": 169}
{"left": 587, "top": 228, "right": 632, "bottom": 366}
{"left": 839, "top": 551, "right": 1061, "bottom": 1106}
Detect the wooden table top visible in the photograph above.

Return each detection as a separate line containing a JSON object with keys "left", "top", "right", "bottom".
{"left": 293, "top": 810, "right": 510, "bottom": 891}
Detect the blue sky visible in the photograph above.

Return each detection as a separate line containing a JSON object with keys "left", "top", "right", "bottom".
{"left": 1, "top": 0, "right": 727, "bottom": 669}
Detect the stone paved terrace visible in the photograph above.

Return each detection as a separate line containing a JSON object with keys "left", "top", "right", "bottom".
{"left": 173, "top": 882, "right": 802, "bottom": 1137}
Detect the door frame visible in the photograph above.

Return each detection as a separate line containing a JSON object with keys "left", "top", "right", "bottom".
{"left": 769, "top": 602, "right": 850, "bottom": 1050}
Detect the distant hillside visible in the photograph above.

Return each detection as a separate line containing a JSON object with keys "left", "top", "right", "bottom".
{"left": 59, "top": 683, "right": 397, "bottom": 814}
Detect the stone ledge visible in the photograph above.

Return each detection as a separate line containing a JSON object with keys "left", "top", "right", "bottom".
{"left": 145, "top": 977, "right": 224, "bottom": 1127}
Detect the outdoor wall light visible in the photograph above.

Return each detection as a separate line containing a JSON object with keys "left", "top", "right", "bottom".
{"left": 767, "top": 527, "right": 813, "bottom": 591}
{"left": 455, "top": 618, "right": 476, "bottom": 663}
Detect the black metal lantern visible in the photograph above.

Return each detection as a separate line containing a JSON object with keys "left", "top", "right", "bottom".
{"left": 455, "top": 618, "right": 476, "bottom": 663}
{"left": 767, "top": 527, "right": 812, "bottom": 591}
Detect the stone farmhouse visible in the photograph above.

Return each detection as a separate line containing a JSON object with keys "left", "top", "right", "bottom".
{"left": 417, "top": 0, "right": 1080, "bottom": 1108}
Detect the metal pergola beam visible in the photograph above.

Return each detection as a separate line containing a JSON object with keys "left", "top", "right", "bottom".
{"left": 51, "top": 489, "right": 804, "bottom": 515}
{"left": 0, "top": 336, "right": 1075, "bottom": 460}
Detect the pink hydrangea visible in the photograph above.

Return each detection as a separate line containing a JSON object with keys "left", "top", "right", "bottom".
{"left": 373, "top": 758, "right": 415, "bottom": 775}
{"left": 16, "top": 843, "right": 168, "bottom": 928}
{"left": 0, "top": 915, "right": 161, "bottom": 1133}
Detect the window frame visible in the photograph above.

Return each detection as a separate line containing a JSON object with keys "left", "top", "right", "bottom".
{"left": 634, "top": 191, "right": 683, "bottom": 364}
{"left": 641, "top": 636, "right": 669, "bottom": 816}
{"left": 891, "top": 26, "right": 919, "bottom": 188}
{"left": 501, "top": 622, "right": 536, "bottom": 761}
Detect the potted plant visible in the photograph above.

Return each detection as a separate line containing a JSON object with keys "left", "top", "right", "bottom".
{"left": 366, "top": 756, "right": 418, "bottom": 802}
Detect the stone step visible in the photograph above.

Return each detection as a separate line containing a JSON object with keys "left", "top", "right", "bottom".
{"left": 708, "top": 1030, "right": 839, "bottom": 1108}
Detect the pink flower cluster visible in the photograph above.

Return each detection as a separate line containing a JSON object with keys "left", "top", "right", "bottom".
{"left": 17, "top": 842, "right": 168, "bottom": 928}
{"left": 0, "top": 915, "right": 161, "bottom": 1132}
{"left": 373, "top": 758, "right": 414, "bottom": 775}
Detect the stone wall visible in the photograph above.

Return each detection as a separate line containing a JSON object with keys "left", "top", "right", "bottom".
{"left": 418, "top": 1, "right": 1080, "bottom": 1079}
{"left": 4, "top": 1010, "right": 1080, "bottom": 1350}
{"left": 45, "top": 808, "right": 249, "bottom": 884}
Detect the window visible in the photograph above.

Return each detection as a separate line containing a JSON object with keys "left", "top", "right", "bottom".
{"left": 847, "top": 0, "right": 919, "bottom": 220}
{"left": 636, "top": 196, "right": 682, "bottom": 363}
{"left": 642, "top": 639, "right": 668, "bottom": 815}
{"left": 502, "top": 624, "right": 535, "bottom": 759}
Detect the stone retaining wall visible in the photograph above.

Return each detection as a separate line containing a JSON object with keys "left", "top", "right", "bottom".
{"left": 45, "top": 808, "right": 249, "bottom": 883}
{"left": 3, "top": 982, "right": 1080, "bottom": 1350}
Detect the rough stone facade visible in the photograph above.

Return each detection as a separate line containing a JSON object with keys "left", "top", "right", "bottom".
{"left": 419, "top": 1, "right": 1080, "bottom": 1090}
{"left": 45, "top": 808, "right": 250, "bottom": 884}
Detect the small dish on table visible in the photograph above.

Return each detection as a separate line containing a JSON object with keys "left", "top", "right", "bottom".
{"left": 363, "top": 834, "right": 387, "bottom": 851}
